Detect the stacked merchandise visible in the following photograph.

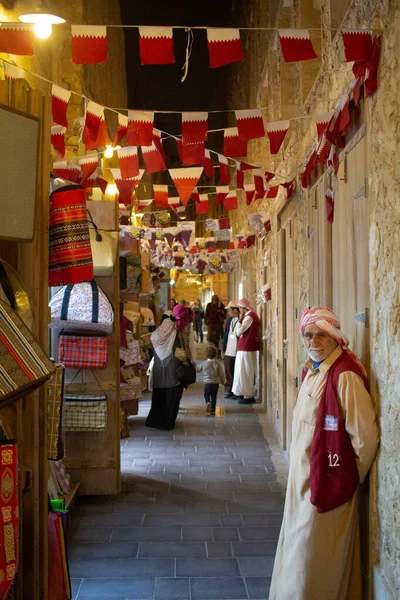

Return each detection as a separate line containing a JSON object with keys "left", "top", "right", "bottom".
{"left": 120, "top": 302, "right": 143, "bottom": 434}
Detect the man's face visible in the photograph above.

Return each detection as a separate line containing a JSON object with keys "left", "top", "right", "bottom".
{"left": 304, "top": 324, "right": 338, "bottom": 362}
{"left": 228, "top": 307, "right": 235, "bottom": 317}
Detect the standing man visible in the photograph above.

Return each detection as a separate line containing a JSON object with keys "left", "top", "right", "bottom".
{"left": 205, "top": 294, "right": 225, "bottom": 349}
{"left": 269, "top": 307, "right": 379, "bottom": 600}
{"left": 221, "top": 301, "right": 240, "bottom": 398}
{"left": 232, "top": 299, "right": 260, "bottom": 404}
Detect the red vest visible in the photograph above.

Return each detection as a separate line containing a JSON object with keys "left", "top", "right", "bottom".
{"left": 308, "top": 350, "right": 368, "bottom": 513}
{"left": 237, "top": 311, "right": 261, "bottom": 352}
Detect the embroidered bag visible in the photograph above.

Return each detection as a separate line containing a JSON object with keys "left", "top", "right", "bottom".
{"left": 46, "top": 364, "right": 65, "bottom": 461}
{"left": 120, "top": 340, "right": 140, "bottom": 366}
{"left": 0, "top": 300, "right": 55, "bottom": 404}
{"left": 0, "top": 442, "right": 19, "bottom": 600}
{"left": 58, "top": 331, "right": 108, "bottom": 369}
{"left": 49, "top": 280, "right": 114, "bottom": 334}
{"left": 63, "top": 392, "right": 107, "bottom": 431}
{"left": 309, "top": 350, "right": 367, "bottom": 513}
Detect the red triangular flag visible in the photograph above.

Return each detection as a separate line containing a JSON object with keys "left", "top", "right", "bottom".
{"left": 153, "top": 184, "right": 169, "bottom": 208}
{"left": 139, "top": 26, "right": 174, "bottom": 65}
{"left": 97, "top": 177, "right": 108, "bottom": 195}
{"left": 246, "top": 235, "right": 256, "bottom": 248}
{"left": 235, "top": 109, "right": 265, "bottom": 140}
{"left": 218, "top": 217, "right": 231, "bottom": 230}
{"left": 0, "top": 23, "right": 34, "bottom": 55}
{"left": 51, "top": 85, "right": 71, "bottom": 127}
{"left": 266, "top": 120, "right": 290, "bottom": 154}
{"left": 254, "top": 169, "right": 265, "bottom": 199}
{"left": 182, "top": 112, "right": 208, "bottom": 143}
{"left": 142, "top": 141, "right": 166, "bottom": 173}
{"left": 325, "top": 188, "right": 334, "bottom": 223}
{"left": 53, "top": 161, "right": 81, "bottom": 183}
{"left": 279, "top": 29, "right": 317, "bottom": 62}
{"left": 315, "top": 112, "right": 334, "bottom": 140}
{"left": 71, "top": 25, "right": 107, "bottom": 64}
{"left": 224, "top": 191, "right": 238, "bottom": 211}
{"left": 85, "top": 118, "right": 111, "bottom": 150}
{"left": 204, "top": 149, "right": 214, "bottom": 177}
{"left": 224, "top": 127, "right": 247, "bottom": 157}
{"left": 117, "top": 147, "right": 139, "bottom": 179}
{"left": 110, "top": 168, "right": 144, "bottom": 205}
{"left": 196, "top": 194, "right": 210, "bottom": 215}
{"left": 244, "top": 184, "right": 255, "bottom": 205}
{"left": 84, "top": 101, "right": 104, "bottom": 142}
{"left": 342, "top": 31, "right": 372, "bottom": 62}
{"left": 218, "top": 155, "right": 230, "bottom": 184}
{"left": 216, "top": 186, "right": 229, "bottom": 207}
{"left": 51, "top": 126, "right": 66, "bottom": 159}
{"left": 127, "top": 110, "right": 154, "bottom": 146}
{"left": 79, "top": 155, "right": 98, "bottom": 185}
{"left": 113, "top": 113, "right": 128, "bottom": 146}
{"left": 207, "top": 28, "right": 244, "bottom": 68}
{"left": 4, "top": 63, "right": 26, "bottom": 80}
{"left": 169, "top": 167, "right": 203, "bottom": 206}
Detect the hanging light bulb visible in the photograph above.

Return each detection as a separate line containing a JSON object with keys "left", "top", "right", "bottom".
{"left": 103, "top": 145, "right": 114, "bottom": 159}
{"left": 19, "top": 3, "right": 66, "bottom": 39}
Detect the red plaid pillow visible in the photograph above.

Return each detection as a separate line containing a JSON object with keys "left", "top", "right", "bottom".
{"left": 58, "top": 332, "right": 107, "bottom": 369}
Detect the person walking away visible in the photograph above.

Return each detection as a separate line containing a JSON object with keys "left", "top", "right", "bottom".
{"left": 221, "top": 301, "right": 240, "bottom": 398}
{"left": 197, "top": 345, "right": 225, "bottom": 416}
{"left": 193, "top": 300, "right": 205, "bottom": 343}
{"left": 205, "top": 295, "right": 225, "bottom": 348}
{"left": 232, "top": 299, "right": 261, "bottom": 404}
{"left": 269, "top": 307, "right": 379, "bottom": 600}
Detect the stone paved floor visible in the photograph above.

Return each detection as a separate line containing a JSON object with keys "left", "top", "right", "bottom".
{"left": 69, "top": 365, "right": 289, "bottom": 600}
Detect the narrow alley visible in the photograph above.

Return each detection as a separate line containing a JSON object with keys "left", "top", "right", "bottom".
{"left": 68, "top": 378, "right": 288, "bottom": 600}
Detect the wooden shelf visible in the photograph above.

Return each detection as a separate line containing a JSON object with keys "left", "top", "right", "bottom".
{"left": 60, "top": 481, "right": 81, "bottom": 511}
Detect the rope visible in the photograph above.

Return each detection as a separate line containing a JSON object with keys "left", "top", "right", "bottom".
{"left": 181, "top": 28, "right": 194, "bottom": 83}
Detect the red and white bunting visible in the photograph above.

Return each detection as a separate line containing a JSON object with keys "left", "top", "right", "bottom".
{"left": 224, "top": 191, "right": 238, "bottom": 211}
{"left": 282, "top": 179, "right": 296, "bottom": 202}
{"left": 278, "top": 29, "right": 317, "bottom": 62}
{"left": 138, "top": 26, "right": 174, "bottom": 65}
{"left": 207, "top": 28, "right": 244, "bottom": 68}
{"left": 50, "top": 126, "right": 66, "bottom": 159}
{"left": 169, "top": 167, "right": 204, "bottom": 206}
{"left": 342, "top": 31, "right": 372, "bottom": 63}
{"left": 51, "top": 85, "right": 71, "bottom": 127}
{"left": 52, "top": 161, "right": 81, "bottom": 184}
{"left": 110, "top": 168, "right": 144, "bottom": 205}
{"left": 180, "top": 140, "right": 205, "bottom": 166}
{"left": 196, "top": 194, "right": 210, "bottom": 215}
{"left": 113, "top": 113, "right": 128, "bottom": 146}
{"left": 236, "top": 164, "right": 245, "bottom": 190}
{"left": 253, "top": 169, "right": 265, "bottom": 198}
{"left": 127, "top": 110, "right": 154, "bottom": 147}
{"left": 86, "top": 119, "right": 111, "bottom": 150}
{"left": 223, "top": 127, "right": 247, "bottom": 157}
{"left": 153, "top": 184, "right": 169, "bottom": 207}
{"left": 365, "top": 36, "right": 381, "bottom": 98}
{"left": 142, "top": 141, "right": 166, "bottom": 173}
{"left": 218, "top": 217, "right": 231, "bottom": 230}
{"left": 267, "top": 185, "right": 279, "bottom": 198}
{"left": 153, "top": 129, "right": 166, "bottom": 161}
{"left": 327, "top": 144, "right": 339, "bottom": 175}
{"left": 235, "top": 109, "right": 265, "bottom": 140}
{"left": 97, "top": 176, "right": 108, "bottom": 194}
{"left": 204, "top": 149, "right": 214, "bottom": 177}
{"left": 244, "top": 184, "right": 256, "bottom": 206}
{"left": 218, "top": 154, "right": 230, "bottom": 184}
{"left": 4, "top": 63, "right": 26, "bottom": 80}
{"left": 265, "top": 170, "right": 275, "bottom": 182}
{"left": 84, "top": 101, "right": 105, "bottom": 142}
{"left": 182, "top": 112, "right": 208, "bottom": 143}
{"left": 216, "top": 185, "right": 229, "bottom": 207}
{"left": 137, "top": 199, "right": 153, "bottom": 210}
{"left": 191, "top": 187, "right": 200, "bottom": 204}
{"left": 266, "top": 120, "right": 290, "bottom": 154}
{"left": 117, "top": 146, "right": 139, "bottom": 179}
{"left": 315, "top": 112, "right": 334, "bottom": 140}
{"left": 0, "top": 23, "right": 34, "bottom": 55}
{"left": 79, "top": 155, "right": 98, "bottom": 185}
{"left": 168, "top": 196, "right": 180, "bottom": 207}
{"left": 71, "top": 25, "right": 107, "bottom": 64}
{"left": 325, "top": 188, "right": 334, "bottom": 223}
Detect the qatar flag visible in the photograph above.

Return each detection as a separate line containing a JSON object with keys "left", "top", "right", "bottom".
{"left": 113, "top": 113, "right": 128, "bottom": 146}
{"left": 169, "top": 167, "right": 203, "bottom": 206}
{"left": 279, "top": 29, "right": 317, "bottom": 62}
{"left": 223, "top": 128, "right": 247, "bottom": 158}
{"left": 139, "top": 26, "right": 174, "bottom": 65}
{"left": 216, "top": 186, "right": 229, "bottom": 208}
{"left": 196, "top": 194, "right": 210, "bottom": 215}
{"left": 153, "top": 128, "right": 166, "bottom": 161}
{"left": 182, "top": 112, "right": 208, "bottom": 143}
{"left": 127, "top": 110, "right": 154, "bottom": 147}
{"left": 84, "top": 101, "right": 105, "bottom": 142}
{"left": 325, "top": 188, "right": 335, "bottom": 223}
{"left": 153, "top": 184, "right": 169, "bottom": 208}
{"left": 51, "top": 85, "right": 71, "bottom": 127}
{"left": 204, "top": 149, "right": 214, "bottom": 177}
{"left": 137, "top": 199, "right": 153, "bottom": 210}
{"left": 235, "top": 109, "right": 265, "bottom": 140}
{"left": 117, "top": 146, "right": 139, "bottom": 179}
{"left": 168, "top": 196, "right": 180, "bottom": 209}
{"left": 266, "top": 120, "right": 290, "bottom": 154}
{"left": 236, "top": 166, "right": 244, "bottom": 190}
{"left": 71, "top": 25, "right": 107, "bottom": 64}
{"left": 267, "top": 185, "right": 279, "bottom": 199}
{"left": 51, "top": 126, "right": 66, "bottom": 158}
{"left": 177, "top": 140, "right": 205, "bottom": 166}
{"left": 218, "top": 155, "right": 230, "bottom": 184}
{"left": 342, "top": 31, "right": 372, "bottom": 62}
{"left": 315, "top": 111, "right": 334, "bottom": 140}
{"left": 85, "top": 119, "right": 111, "bottom": 150}
{"left": 365, "top": 35, "right": 381, "bottom": 98}
{"left": 79, "top": 155, "right": 98, "bottom": 185}
{"left": 0, "top": 23, "right": 34, "bottom": 55}
{"left": 142, "top": 141, "right": 166, "bottom": 173}
{"left": 282, "top": 179, "right": 296, "bottom": 202}
{"left": 4, "top": 63, "right": 26, "bottom": 80}
{"left": 253, "top": 169, "right": 265, "bottom": 199}
{"left": 53, "top": 161, "right": 81, "bottom": 184}
{"left": 110, "top": 168, "right": 144, "bottom": 205}
{"left": 244, "top": 184, "right": 255, "bottom": 206}
{"left": 207, "top": 28, "right": 244, "bottom": 68}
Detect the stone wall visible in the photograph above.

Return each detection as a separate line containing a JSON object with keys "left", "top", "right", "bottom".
{"left": 228, "top": 0, "right": 399, "bottom": 596}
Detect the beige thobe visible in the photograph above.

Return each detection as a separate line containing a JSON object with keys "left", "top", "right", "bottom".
{"left": 269, "top": 346, "right": 379, "bottom": 600}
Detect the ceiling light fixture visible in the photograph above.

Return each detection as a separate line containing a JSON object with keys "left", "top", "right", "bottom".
{"left": 19, "top": 3, "right": 66, "bottom": 39}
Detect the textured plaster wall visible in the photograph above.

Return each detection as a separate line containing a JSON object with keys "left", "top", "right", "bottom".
{"left": 229, "top": 0, "right": 399, "bottom": 596}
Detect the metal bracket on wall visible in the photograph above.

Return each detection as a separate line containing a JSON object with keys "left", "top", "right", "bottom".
{"left": 340, "top": 155, "right": 348, "bottom": 183}
{"left": 355, "top": 308, "right": 369, "bottom": 328}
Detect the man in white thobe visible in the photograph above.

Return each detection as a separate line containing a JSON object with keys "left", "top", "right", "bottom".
{"left": 232, "top": 298, "right": 261, "bottom": 405}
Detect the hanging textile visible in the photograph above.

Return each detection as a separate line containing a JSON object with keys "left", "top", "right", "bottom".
{"left": 0, "top": 442, "right": 19, "bottom": 600}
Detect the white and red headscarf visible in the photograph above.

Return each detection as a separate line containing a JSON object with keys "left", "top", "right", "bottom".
{"left": 299, "top": 307, "right": 349, "bottom": 347}
{"left": 237, "top": 298, "right": 254, "bottom": 312}
{"left": 151, "top": 313, "right": 177, "bottom": 361}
